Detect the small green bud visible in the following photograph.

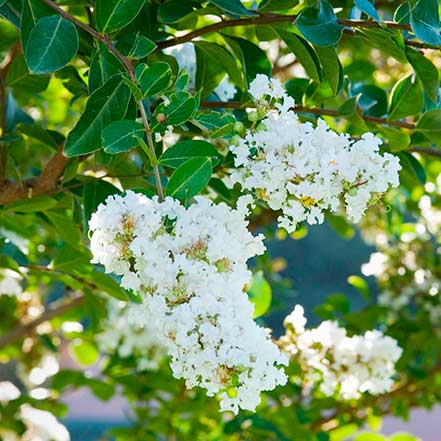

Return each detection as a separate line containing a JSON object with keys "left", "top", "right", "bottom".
{"left": 234, "top": 121, "right": 245, "bottom": 134}
{"left": 226, "top": 387, "right": 238, "bottom": 398}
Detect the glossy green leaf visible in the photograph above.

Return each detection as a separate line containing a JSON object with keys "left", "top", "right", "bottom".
{"left": 410, "top": 0, "right": 441, "bottom": 45}
{"left": 314, "top": 45, "right": 343, "bottom": 94}
{"left": 381, "top": 127, "right": 411, "bottom": 151}
{"left": 135, "top": 62, "right": 172, "bottom": 98}
{"left": 83, "top": 180, "right": 121, "bottom": 227}
{"left": 95, "top": 0, "right": 145, "bottom": 33}
{"left": 159, "top": 140, "right": 219, "bottom": 168}
{"left": 277, "top": 29, "right": 322, "bottom": 83}
{"left": 248, "top": 271, "right": 272, "bottom": 318}
{"left": 351, "top": 84, "right": 387, "bottom": 117}
{"left": 406, "top": 47, "right": 439, "bottom": 103}
{"left": 102, "top": 120, "right": 144, "bottom": 154}
{"left": 166, "top": 157, "right": 212, "bottom": 200}
{"left": 208, "top": 0, "right": 257, "bottom": 17}
{"left": 158, "top": 0, "right": 194, "bottom": 24}
{"left": 356, "top": 28, "right": 407, "bottom": 63}
{"left": 416, "top": 109, "right": 441, "bottom": 143}
{"left": 398, "top": 151, "right": 426, "bottom": 185}
{"left": 158, "top": 91, "right": 197, "bottom": 126}
{"left": 296, "top": 0, "right": 343, "bottom": 46}
{"left": 24, "top": 15, "right": 79, "bottom": 74}
{"left": 389, "top": 75, "right": 423, "bottom": 120}
{"left": 224, "top": 35, "right": 271, "bottom": 85}
{"left": 64, "top": 76, "right": 132, "bottom": 157}
{"left": 20, "top": 0, "right": 54, "bottom": 50}
{"left": 116, "top": 33, "right": 157, "bottom": 60}
{"left": 355, "top": 0, "right": 380, "bottom": 21}
{"left": 88, "top": 44, "right": 126, "bottom": 93}
{"left": 5, "top": 54, "right": 49, "bottom": 93}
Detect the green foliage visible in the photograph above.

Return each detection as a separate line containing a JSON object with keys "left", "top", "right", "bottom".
{"left": 248, "top": 271, "right": 272, "bottom": 318}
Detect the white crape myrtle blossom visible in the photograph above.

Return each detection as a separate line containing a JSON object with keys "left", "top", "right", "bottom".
{"left": 0, "top": 269, "right": 22, "bottom": 296}
{"left": 0, "top": 381, "right": 20, "bottom": 403}
{"left": 89, "top": 191, "right": 288, "bottom": 413}
{"left": 279, "top": 305, "right": 402, "bottom": 400}
{"left": 228, "top": 74, "right": 401, "bottom": 232}
{"left": 19, "top": 404, "right": 70, "bottom": 441}
{"left": 97, "top": 299, "right": 168, "bottom": 371}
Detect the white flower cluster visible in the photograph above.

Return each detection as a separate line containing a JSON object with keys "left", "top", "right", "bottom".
{"left": 0, "top": 382, "right": 69, "bottom": 441}
{"left": 89, "top": 191, "right": 287, "bottom": 413}
{"left": 279, "top": 305, "right": 402, "bottom": 400}
{"left": 0, "top": 269, "right": 22, "bottom": 297}
{"left": 228, "top": 75, "right": 401, "bottom": 232}
{"left": 97, "top": 299, "right": 168, "bottom": 371}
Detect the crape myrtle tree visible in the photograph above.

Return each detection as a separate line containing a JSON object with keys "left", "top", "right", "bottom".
{"left": 0, "top": 0, "right": 441, "bottom": 439}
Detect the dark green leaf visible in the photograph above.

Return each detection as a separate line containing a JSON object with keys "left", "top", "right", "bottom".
{"left": 45, "top": 211, "right": 81, "bottom": 246}
{"left": 406, "top": 47, "right": 439, "bottom": 103}
{"left": 5, "top": 55, "right": 49, "bottom": 93}
{"left": 259, "top": 0, "right": 299, "bottom": 11}
{"left": 24, "top": 15, "right": 79, "bottom": 74}
{"left": 102, "top": 120, "right": 144, "bottom": 154}
{"left": 416, "top": 109, "right": 441, "bottom": 143}
{"left": 116, "top": 33, "right": 157, "bottom": 60}
{"left": 64, "top": 76, "right": 132, "bottom": 157}
{"left": 410, "top": 0, "right": 441, "bottom": 45}
{"left": 4, "top": 196, "right": 57, "bottom": 212}
{"left": 314, "top": 45, "right": 343, "bottom": 94}
{"left": 389, "top": 74, "right": 424, "bottom": 120}
{"left": 159, "top": 140, "right": 219, "bottom": 168}
{"left": 276, "top": 29, "right": 322, "bottom": 83}
{"left": 135, "top": 62, "right": 172, "bottom": 98}
{"left": 296, "top": 0, "right": 343, "bottom": 46}
{"left": 356, "top": 28, "right": 407, "bottom": 63}
{"left": 157, "top": 91, "right": 197, "bottom": 126}
{"left": 166, "top": 157, "right": 212, "bottom": 200}
{"left": 398, "top": 151, "right": 426, "bottom": 185}
{"left": 95, "top": 0, "right": 145, "bottom": 33}
{"left": 20, "top": 0, "right": 54, "bottom": 50}
{"left": 207, "top": 0, "right": 257, "bottom": 17}
{"left": 351, "top": 84, "right": 387, "bottom": 117}
{"left": 158, "top": 0, "right": 194, "bottom": 24}
{"left": 224, "top": 35, "right": 271, "bottom": 85}
{"left": 248, "top": 271, "right": 272, "bottom": 318}
{"left": 88, "top": 44, "right": 126, "bottom": 93}
{"left": 355, "top": 0, "right": 380, "bottom": 21}
{"left": 83, "top": 180, "right": 121, "bottom": 227}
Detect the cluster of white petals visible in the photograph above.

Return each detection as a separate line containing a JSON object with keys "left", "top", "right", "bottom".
{"left": 228, "top": 74, "right": 401, "bottom": 232}
{"left": 279, "top": 305, "right": 402, "bottom": 399}
{"left": 89, "top": 191, "right": 287, "bottom": 413}
{"left": 0, "top": 381, "right": 20, "bottom": 403}
{"left": 0, "top": 269, "right": 22, "bottom": 297}
{"left": 97, "top": 299, "right": 168, "bottom": 371}
{"left": 19, "top": 404, "right": 70, "bottom": 441}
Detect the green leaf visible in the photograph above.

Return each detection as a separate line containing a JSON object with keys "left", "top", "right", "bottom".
{"left": 93, "top": 272, "right": 128, "bottom": 301}
{"left": 52, "top": 244, "right": 92, "bottom": 272}
{"left": 71, "top": 340, "right": 100, "bottom": 366}
{"left": 193, "top": 111, "right": 236, "bottom": 137}
{"left": 5, "top": 55, "right": 49, "bottom": 93}
{"left": 116, "top": 33, "right": 157, "bottom": 60}
{"left": 207, "top": 0, "right": 257, "bottom": 17}
{"left": 193, "top": 41, "right": 244, "bottom": 88}
{"left": 259, "top": 0, "right": 299, "bottom": 11}
{"left": 45, "top": 211, "right": 81, "bottom": 246}
{"left": 20, "top": 0, "right": 54, "bottom": 50}
{"left": 406, "top": 47, "right": 439, "bottom": 103}
{"left": 351, "top": 84, "right": 387, "bottom": 117}
{"left": 354, "top": 433, "right": 387, "bottom": 441}
{"left": 135, "top": 62, "right": 172, "bottom": 98}
{"left": 381, "top": 127, "right": 411, "bottom": 151}
{"left": 389, "top": 433, "right": 419, "bottom": 441}
{"left": 314, "top": 45, "right": 343, "bottom": 94}
{"left": 276, "top": 29, "right": 322, "bottom": 83}
{"left": 410, "top": 0, "right": 441, "bottom": 45}
{"left": 166, "top": 157, "right": 212, "bottom": 200}
{"left": 416, "top": 109, "right": 441, "bottom": 143}
{"left": 355, "top": 0, "right": 380, "bottom": 21}
{"left": 224, "top": 35, "right": 271, "bottom": 85}
{"left": 24, "top": 14, "right": 79, "bottom": 74}
{"left": 398, "top": 151, "right": 426, "bottom": 185}
{"left": 347, "top": 275, "right": 370, "bottom": 300}
{"left": 157, "top": 91, "right": 197, "bottom": 126}
{"left": 102, "top": 120, "right": 144, "bottom": 154}
{"left": 195, "top": 45, "right": 223, "bottom": 97}
{"left": 159, "top": 140, "right": 219, "bottom": 168}
{"left": 88, "top": 44, "right": 126, "bottom": 93}
{"left": 247, "top": 271, "right": 272, "bottom": 318}
{"left": 64, "top": 76, "right": 132, "bottom": 157}
{"left": 389, "top": 75, "right": 423, "bottom": 120}
{"left": 296, "top": 0, "right": 343, "bottom": 46}
{"left": 356, "top": 28, "right": 407, "bottom": 63}
{"left": 95, "top": 0, "right": 145, "bottom": 33}
{"left": 158, "top": 0, "right": 194, "bottom": 24}
{"left": 83, "top": 180, "right": 121, "bottom": 227}
{"left": 4, "top": 196, "right": 57, "bottom": 212}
